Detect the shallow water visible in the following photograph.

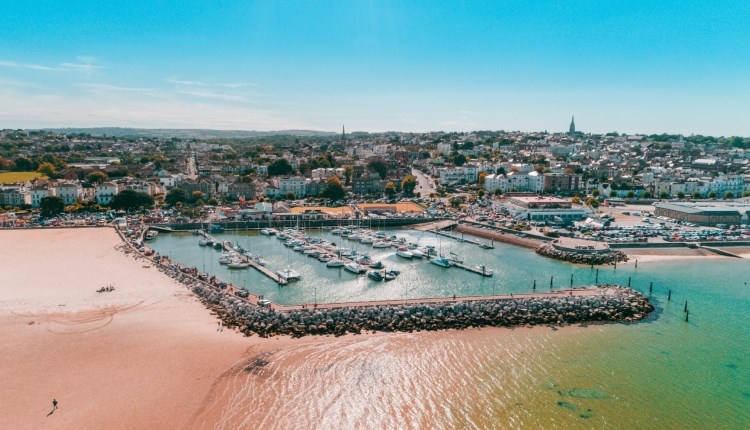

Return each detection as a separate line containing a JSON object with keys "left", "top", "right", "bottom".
{"left": 153, "top": 230, "right": 750, "bottom": 429}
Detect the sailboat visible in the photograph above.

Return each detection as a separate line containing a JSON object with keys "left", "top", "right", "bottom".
{"left": 430, "top": 236, "right": 452, "bottom": 267}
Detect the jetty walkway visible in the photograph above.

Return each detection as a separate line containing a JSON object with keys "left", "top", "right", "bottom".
{"left": 197, "top": 229, "right": 289, "bottom": 285}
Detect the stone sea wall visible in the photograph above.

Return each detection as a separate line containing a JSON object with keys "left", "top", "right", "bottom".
{"left": 536, "top": 243, "right": 629, "bottom": 265}
{"left": 175, "top": 270, "right": 653, "bottom": 338}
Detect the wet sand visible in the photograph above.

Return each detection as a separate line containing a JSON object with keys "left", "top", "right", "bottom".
{"left": 0, "top": 228, "right": 260, "bottom": 429}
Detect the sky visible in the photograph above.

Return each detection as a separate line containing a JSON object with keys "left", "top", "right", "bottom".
{"left": 1, "top": 0, "right": 749, "bottom": 135}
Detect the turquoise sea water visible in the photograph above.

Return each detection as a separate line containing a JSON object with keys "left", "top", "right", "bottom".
{"left": 151, "top": 230, "right": 750, "bottom": 429}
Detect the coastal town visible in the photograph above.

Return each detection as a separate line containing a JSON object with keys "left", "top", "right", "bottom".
{"left": 1, "top": 125, "right": 748, "bottom": 251}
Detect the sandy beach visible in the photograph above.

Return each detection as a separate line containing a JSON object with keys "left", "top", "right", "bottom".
{"left": 0, "top": 228, "right": 265, "bottom": 429}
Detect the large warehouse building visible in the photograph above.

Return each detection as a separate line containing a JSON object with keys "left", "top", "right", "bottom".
{"left": 653, "top": 201, "right": 750, "bottom": 226}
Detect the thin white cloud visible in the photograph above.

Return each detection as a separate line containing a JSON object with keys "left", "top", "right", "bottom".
{"left": 166, "top": 77, "right": 257, "bottom": 88}
{"left": 177, "top": 89, "right": 253, "bottom": 103}
{"left": 77, "top": 83, "right": 158, "bottom": 93}
{"left": 0, "top": 56, "right": 102, "bottom": 75}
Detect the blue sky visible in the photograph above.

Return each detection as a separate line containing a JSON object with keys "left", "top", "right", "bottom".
{"left": 1, "top": 0, "right": 749, "bottom": 135}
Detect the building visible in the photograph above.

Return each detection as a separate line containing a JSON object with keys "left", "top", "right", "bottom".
{"left": 53, "top": 182, "right": 83, "bottom": 205}
{"left": 653, "top": 202, "right": 749, "bottom": 226}
{"left": 568, "top": 116, "right": 576, "bottom": 136}
{"left": 494, "top": 194, "right": 589, "bottom": 223}
{"left": 30, "top": 187, "right": 54, "bottom": 208}
{"left": 95, "top": 182, "right": 119, "bottom": 205}
{"left": 278, "top": 176, "right": 307, "bottom": 198}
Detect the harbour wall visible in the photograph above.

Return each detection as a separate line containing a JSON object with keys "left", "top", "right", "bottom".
{"left": 150, "top": 217, "right": 445, "bottom": 232}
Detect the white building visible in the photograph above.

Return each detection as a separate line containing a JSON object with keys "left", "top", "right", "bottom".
{"left": 30, "top": 187, "right": 54, "bottom": 208}
{"left": 53, "top": 182, "right": 83, "bottom": 205}
{"left": 95, "top": 182, "right": 119, "bottom": 205}
{"left": 278, "top": 176, "right": 307, "bottom": 197}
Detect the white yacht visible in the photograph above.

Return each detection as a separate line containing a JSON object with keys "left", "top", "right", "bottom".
{"left": 277, "top": 267, "right": 301, "bottom": 282}
{"left": 344, "top": 262, "right": 366, "bottom": 274}
{"left": 396, "top": 246, "right": 413, "bottom": 259}
{"left": 430, "top": 255, "right": 452, "bottom": 267}
{"left": 372, "top": 241, "right": 390, "bottom": 248}
{"left": 326, "top": 259, "right": 344, "bottom": 268}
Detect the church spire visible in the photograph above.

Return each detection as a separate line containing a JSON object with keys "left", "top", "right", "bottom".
{"left": 341, "top": 125, "right": 346, "bottom": 144}
{"left": 568, "top": 116, "right": 576, "bottom": 136}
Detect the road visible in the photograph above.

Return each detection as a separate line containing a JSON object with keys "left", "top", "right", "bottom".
{"left": 411, "top": 167, "right": 437, "bottom": 197}
{"left": 185, "top": 153, "right": 198, "bottom": 179}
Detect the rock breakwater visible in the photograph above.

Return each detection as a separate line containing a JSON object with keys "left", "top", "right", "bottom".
{"left": 536, "top": 243, "right": 629, "bottom": 265}
{"left": 187, "top": 280, "right": 652, "bottom": 338}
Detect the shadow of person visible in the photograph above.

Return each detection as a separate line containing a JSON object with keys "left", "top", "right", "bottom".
{"left": 47, "top": 410, "right": 54, "bottom": 417}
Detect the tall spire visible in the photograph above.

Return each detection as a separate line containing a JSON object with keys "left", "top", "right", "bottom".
{"left": 568, "top": 116, "right": 576, "bottom": 136}
{"left": 341, "top": 125, "right": 346, "bottom": 144}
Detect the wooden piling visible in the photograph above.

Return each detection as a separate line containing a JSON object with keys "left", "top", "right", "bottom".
{"left": 628, "top": 276, "right": 631, "bottom": 288}
{"left": 685, "top": 309, "right": 689, "bottom": 322}
{"left": 668, "top": 289, "right": 672, "bottom": 301}
{"left": 649, "top": 281, "right": 653, "bottom": 294}
{"left": 684, "top": 300, "right": 688, "bottom": 312}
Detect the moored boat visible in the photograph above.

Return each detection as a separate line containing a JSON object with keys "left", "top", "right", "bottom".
{"left": 396, "top": 246, "right": 413, "bottom": 259}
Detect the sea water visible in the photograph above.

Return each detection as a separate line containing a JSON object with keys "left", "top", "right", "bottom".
{"left": 152, "top": 230, "right": 750, "bottom": 429}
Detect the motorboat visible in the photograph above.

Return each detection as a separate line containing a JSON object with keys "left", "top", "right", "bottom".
{"left": 360, "top": 236, "right": 374, "bottom": 245}
{"left": 475, "top": 265, "right": 494, "bottom": 276}
{"left": 318, "top": 254, "right": 332, "bottom": 263}
{"left": 396, "top": 246, "right": 413, "bottom": 259}
{"left": 277, "top": 267, "right": 301, "bottom": 282}
{"left": 331, "top": 227, "right": 343, "bottom": 235}
{"left": 369, "top": 261, "right": 384, "bottom": 269}
{"left": 304, "top": 250, "right": 320, "bottom": 258}
{"left": 344, "top": 262, "right": 367, "bottom": 274}
{"left": 228, "top": 260, "right": 249, "bottom": 269}
{"left": 372, "top": 241, "right": 390, "bottom": 248}
{"left": 410, "top": 249, "right": 425, "bottom": 258}
{"left": 218, "top": 253, "right": 233, "bottom": 264}
{"left": 430, "top": 256, "right": 452, "bottom": 267}
{"left": 198, "top": 238, "right": 209, "bottom": 246}
{"left": 254, "top": 255, "right": 266, "bottom": 266}
{"left": 260, "top": 228, "right": 276, "bottom": 236}
{"left": 384, "top": 269, "right": 399, "bottom": 281}
{"left": 144, "top": 230, "right": 158, "bottom": 241}
{"left": 367, "top": 270, "right": 384, "bottom": 281}
{"left": 480, "top": 242, "right": 495, "bottom": 249}
{"left": 326, "top": 259, "right": 344, "bottom": 268}
{"left": 447, "top": 252, "right": 463, "bottom": 264}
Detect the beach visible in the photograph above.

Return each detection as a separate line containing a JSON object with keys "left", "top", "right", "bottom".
{"left": 0, "top": 228, "right": 259, "bottom": 429}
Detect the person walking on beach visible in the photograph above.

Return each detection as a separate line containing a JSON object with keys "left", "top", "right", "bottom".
{"left": 52, "top": 399, "right": 58, "bottom": 410}
{"left": 217, "top": 321, "right": 223, "bottom": 332}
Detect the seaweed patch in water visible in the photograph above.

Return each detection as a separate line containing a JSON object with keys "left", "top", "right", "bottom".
{"left": 558, "top": 388, "right": 609, "bottom": 399}
{"left": 557, "top": 401, "right": 577, "bottom": 410}
{"left": 724, "top": 363, "right": 738, "bottom": 370}
{"left": 579, "top": 409, "right": 595, "bottom": 419}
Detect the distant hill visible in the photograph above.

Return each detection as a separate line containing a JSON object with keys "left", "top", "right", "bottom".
{"left": 39, "top": 127, "right": 339, "bottom": 139}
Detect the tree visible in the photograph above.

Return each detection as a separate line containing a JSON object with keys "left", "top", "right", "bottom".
{"left": 268, "top": 159, "right": 293, "bottom": 176}
{"left": 643, "top": 191, "right": 653, "bottom": 198}
{"left": 40, "top": 196, "right": 65, "bottom": 217}
{"left": 453, "top": 153, "right": 467, "bottom": 166}
{"left": 367, "top": 158, "right": 388, "bottom": 179}
{"left": 627, "top": 190, "right": 635, "bottom": 198}
{"left": 87, "top": 171, "right": 108, "bottom": 184}
{"left": 708, "top": 191, "right": 717, "bottom": 199}
{"left": 692, "top": 191, "right": 702, "bottom": 199}
{"left": 37, "top": 162, "right": 57, "bottom": 178}
{"left": 591, "top": 189, "right": 600, "bottom": 197}
{"left": 165, "top": 188, "right": 189, "bottom": 206}
{"left": 401, "top": 175, "right": 417, "bottom": 196}
{"left": 659, "top": 191, "right": 670, "bottom": 199}
{"left": 677, "top": 191, "right": 685, "bottom": 199}
{"left": 191, "top": 191, "right": 204, "bottom": 202}
{"left": 585, "top": 196, "right": 599, "bottom": 208}
{"left": 572, "top": 195, "right": 581, "bottom": 204}
{"left": 384, "top": 181, "right": 397, "bottom": 197}
{"left": 609, "top": 190, "right": 617, "bottom": 198}
{"left": 109, "top": 190, "right": 154, "bottom": 211}
{"left": 344, "top": 166, "right": 352, "bottom": 186}
{"left": 322, "top": 176, "right": 345, "bottom": 201}
{"left": 724, "top": 191, "right": 734, "bottom": 199}
{"left": 14, "top": 157, "right": 35, "bottom": 171}
{"left": 478, "top": 172, "right": 488, "bottom": 185}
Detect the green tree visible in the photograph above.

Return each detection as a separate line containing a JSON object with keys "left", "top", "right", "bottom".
{"left": 627, "top": 190, "right": 635, "bottom": 198}
{"left": 585, "top": 196, "right": 599, "bottom": 208}
{"left": 165, "top": 188, "right": 189, "bottom": 206}
{"left": 322, "top": 176, "right": 345, "bottom": 201}
{"left": 367, "top": 158, "right": 388, "bottom": 179}
{"left": 571, "top": 195, "right": 581, "bottom": 204}
{"left": 659, "top": 191, "right": 670, "bottom": 199}
{"left": 384, "top": 181, "right": 397, "bottom": 197}
{"left": 724, "top": 191, "right": 734, "bottom": 199}
{"left": 708, "top": 191, "right": 717, "bottom": 198}
{"left": 109, "top": 190, "right": 154, "bottom": 211}
{"left": 609, "top": 190, "right": 617, "bottom": 198}
{"left": 643, "top": 191, "right": 653, "bottom": 198}
{"left": 591, "top": 189, "right": 600, "bottom": 197}
{"left": 268, "top": 159, "right": 293, "bottom": 176}
{"left": 87, "top": 171, "right": 108, "bottom": 184}
{"left": 677, "top": 191, "right": 685, "bottom": 199}
{"left": 191, "top": 191, "right": 204, "bottom": 203}
{"left": 453, "top": 153, "right": 467, "bottom": 166}
{"left": 344, "top": 166, "right": 352, "bottom": 186}
{"left": 401, "top": 175, "right": 417, "bottom": 196}
{"left": 37, "top": 162, "right": 57, "bottom": 178}
{"left": 692, "top": 191, "right": 702, "bottom": 199}
{"left": 14, "top": 157, "right": 35, "bottom": 171}
{"left": 40, "top": 196, "right": 65, "bottom": 217}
